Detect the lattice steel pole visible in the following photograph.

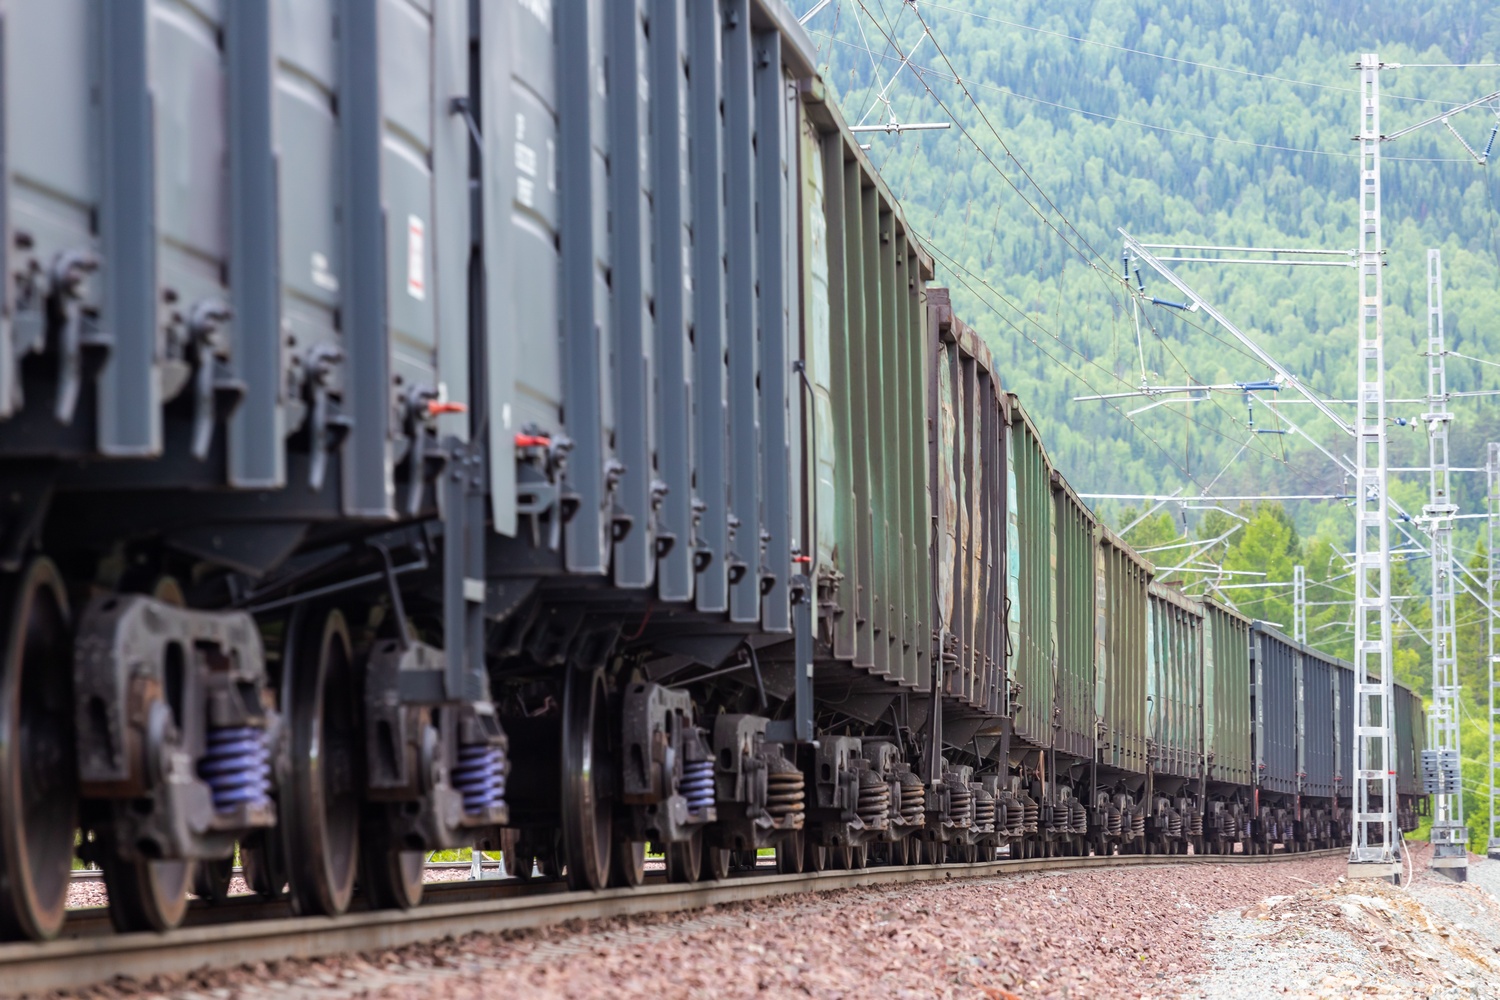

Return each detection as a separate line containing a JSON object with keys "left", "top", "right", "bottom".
{"left": 1489, "top": 442, "right": 1500, "bottom": 860}
{"left": 1421, "top": 249, "right": 1466, "bottom": 880}
{"left": 1293, "top": 564, "right": 1307, "bottom": 645}
{"left": 1348, "top": 53, "right": 1400, "bottom": 881}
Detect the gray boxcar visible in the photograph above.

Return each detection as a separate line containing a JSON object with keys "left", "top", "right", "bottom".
{"left": 1202, "top": 598, "right": 1253, "bottom": 788}
{"left": 1299, "top": 645, "right": 1338, "bottom": 799}
{"left": 1249, "top": 622, "right": 1298, "bottom": 796}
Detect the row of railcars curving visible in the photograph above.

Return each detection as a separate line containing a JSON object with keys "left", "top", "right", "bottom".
{"left": 0, "top": 0, "right": 1423, "bottom": 943}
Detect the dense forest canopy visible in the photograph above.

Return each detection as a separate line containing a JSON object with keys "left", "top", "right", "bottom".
{"left": 791, "top": 0, "right": 1500, "bottom": 838}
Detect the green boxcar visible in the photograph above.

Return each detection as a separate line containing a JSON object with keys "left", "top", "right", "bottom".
{"left": 1053, "top": 473, "right": 1096, "bottom": 760}
{"left": 800, "top": 93, "right": 931, "bottom": 696}
{"left": 1147, "top": 582, "right": 1204, "bottom": 779}
{"left": 927, "top": 290, "right": 1005, "bottom": 716}
{"left": 1096, "top": 528, "right": 1149, "bottom": 774}
{"left": 1202, "top": 599, "right": 1253, "bottom": 788}
{"left": 1008, "top": 397, "right": 1056, "bottom": 748}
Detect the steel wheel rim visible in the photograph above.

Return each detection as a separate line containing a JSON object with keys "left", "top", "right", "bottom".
{"left": 0, "top": 559, "right": 75, "bottom": 940}
{"left": 286, "top": 608, "right": 360, "bottom": 915}
{"left": 562, "top": 665, "right": 612, "bottom": 891}
{"left": 776, "top": 831, "right": 804, "bottom": 874}
{"left": 610, "top": 840, "right": 646, "bottom": 888}
{"left": 372, "top": 850, "right": 425, "bottom": 909}
{"left": 703, "top": 846, "right": 731, "bottom": 881}
{"left": 666, "top": 832, "right": 702, "bottom": 884}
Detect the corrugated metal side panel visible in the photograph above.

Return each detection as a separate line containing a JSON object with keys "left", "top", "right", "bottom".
{"left": 1098, "top": 530, "right": 1149, "bottom": 773}
{"left": 1052, "top": 476, "right": 1096, "bottom": 760}
{"left": 1148, "top": 583, "right": 1203, "bottom": 779}
{"left": 816, "top": 137, "right": 856, "bottom": 655}
{"left": 1009, "top": 401, "right": 1054, "bottom": 747}
{"left": 933, "top": 327, "right": 959, "bottom": 687}
{"left": 1251, "top": 624, "right": 1298, "bottom": 794}
{"left": 901, "top": 238, "right": 930, "bottom": 693}
{"left": 811, "top": 139, "right": 928, "bottom": 687}
{"left": 1395, "top": 684, "right": 1419, "bottom": 797}
{"left": 979, "top": 376, "right": 1003, "bottom": 714}
{"left": 0, "top": 0, "right": 99, "bottom": 421}
{"left": 1336, "top": 663, "right": 1354, "bottom": 797}
{"left": 1301, "top": 652, "right": 1336, "bottom": 798}
{"left": 926, "top": 291, "right": 998, "bottom": 711}
{"left": 1203, "top": 601, "right": 1252, "bottom": 787}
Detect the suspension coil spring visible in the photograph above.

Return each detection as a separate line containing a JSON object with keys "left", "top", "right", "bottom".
{"left": 1190, "top": 813, "right": 1203, "bottom": 836}
{"left": 949, "top": 783, "right": 972, "bottom": 826}
{"left": 1023, "top": 799, "right": 1039, "bottom": 832}
{"left": 766, "top": 769, "right": 805, "bottom": 820}
{"left": 1167, "top": 812, "right": 1182, "bottom": 838}
{"left": 1106, "top": 807, "right": 1122, "bottom": 837}
{"left": 857, "top": 780, "right": 891, "bottom": 827}
{"left": 453, "top": 742, "right": 508, "bottom": 815}
{"left": 198, "top": 725, "right": 272, "bottom": 813}
{"left": 1009, "top": 806, "right": 1025, "bottom": 837}
{"left": 900, "top": 782, "right": 926, "bottom": 824}
{"left": 973, "top": 794, "right": 996, "bottom": 833}
{"left": 1131, "top": 811, "right": 1145, "bottom": 838}
{"left": 680, "top": 759, "right": 715, "bottom": 814}
{"left": 1071, "top": 801, "right": 1088, "bottom": 835}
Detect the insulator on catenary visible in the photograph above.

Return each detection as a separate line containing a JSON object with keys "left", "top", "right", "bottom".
{"left": 198, "top": 725, "right": 273, "bottom": 813}
{"left": 453, "top": 742, "right": 507, "bottom": 815}
{"left": 680, "top": 758, "right": 715, "bottom": 813}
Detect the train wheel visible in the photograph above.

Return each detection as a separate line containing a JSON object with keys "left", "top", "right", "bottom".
{"left": 666, "top": 830, "right": 702, "bottom": 883}
{"left": 609, "top": 840, "right": 646, "bottom": 888}
{"left": 101, "top": 837, "right": 195, "bottom": 934}
{"left": 702, "top": 845, "right": 731, "bottom": 881}
{"left": 850, "top": 844, "right": 868, "bottom": 870}
{"left": 776, "top": 831, "right": 804, "bottom": 874}
{"left": 194, "top": 856, "right": 235, "bottom": 903}
{"left": 0, "top": 559, "right": 76, "bottom": 941}
{"left": 282, "top": 606, "right": 360, "bottom": 916}
{"left": 363, "top": 848, "right": 425, "bottom": 910}
{"left": 561, "top": 664, "right": 613, "bottom": 891}
{"left": 890, "top": 837, "right": 909, "bottom": 866}
{"left": 804, "top": 837, "right": 828, "bottom": 873}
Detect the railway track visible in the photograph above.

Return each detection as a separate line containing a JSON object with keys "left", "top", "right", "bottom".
{"left": 17, "top": 848, "right": 1344, "bottom": 995}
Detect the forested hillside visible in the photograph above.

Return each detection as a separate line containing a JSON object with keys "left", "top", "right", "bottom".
{"left": 792, "top": 0, "right": 1500, "bottom": 839}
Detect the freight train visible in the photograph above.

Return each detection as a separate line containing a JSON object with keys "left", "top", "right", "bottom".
{"left": 0, "top": 0, "right": 1423, "bottom": 941}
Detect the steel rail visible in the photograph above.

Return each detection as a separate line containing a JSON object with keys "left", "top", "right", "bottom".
{"left": 67, "top": 860, "right": 501, "bottom": 883}
{"left": 22, "top": 848, "right": 1344, "bottom": 995}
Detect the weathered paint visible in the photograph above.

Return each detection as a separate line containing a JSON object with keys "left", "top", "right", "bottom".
{"left": 1148, "top": 581, "right": 1204, "bottom": 779}
{"left": 1097, "top": 528, "right": 1149, "bottom": 773}
{"left": 1053, "top": 473, "right": 1096, "bottom": 760}
{"left": 1008, "top": 398, "right": 1055, "bottom": 748}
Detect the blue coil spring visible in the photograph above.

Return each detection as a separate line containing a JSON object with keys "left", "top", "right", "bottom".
{"left": 198, "top": 725, "right": 272, "bottom": 813}
{"left": 679, "top": 759, "right": 715, "bottom": 813}
{"left": 453, "top": 743, "right": 507, "bottom": 815}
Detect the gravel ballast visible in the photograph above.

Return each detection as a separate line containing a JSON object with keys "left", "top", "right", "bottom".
{"left": 69, "top": 854, "right": 1348, "bottom": 1000}
{"left": 1185, "top": 843, "right": 1500, "bottom": 998}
